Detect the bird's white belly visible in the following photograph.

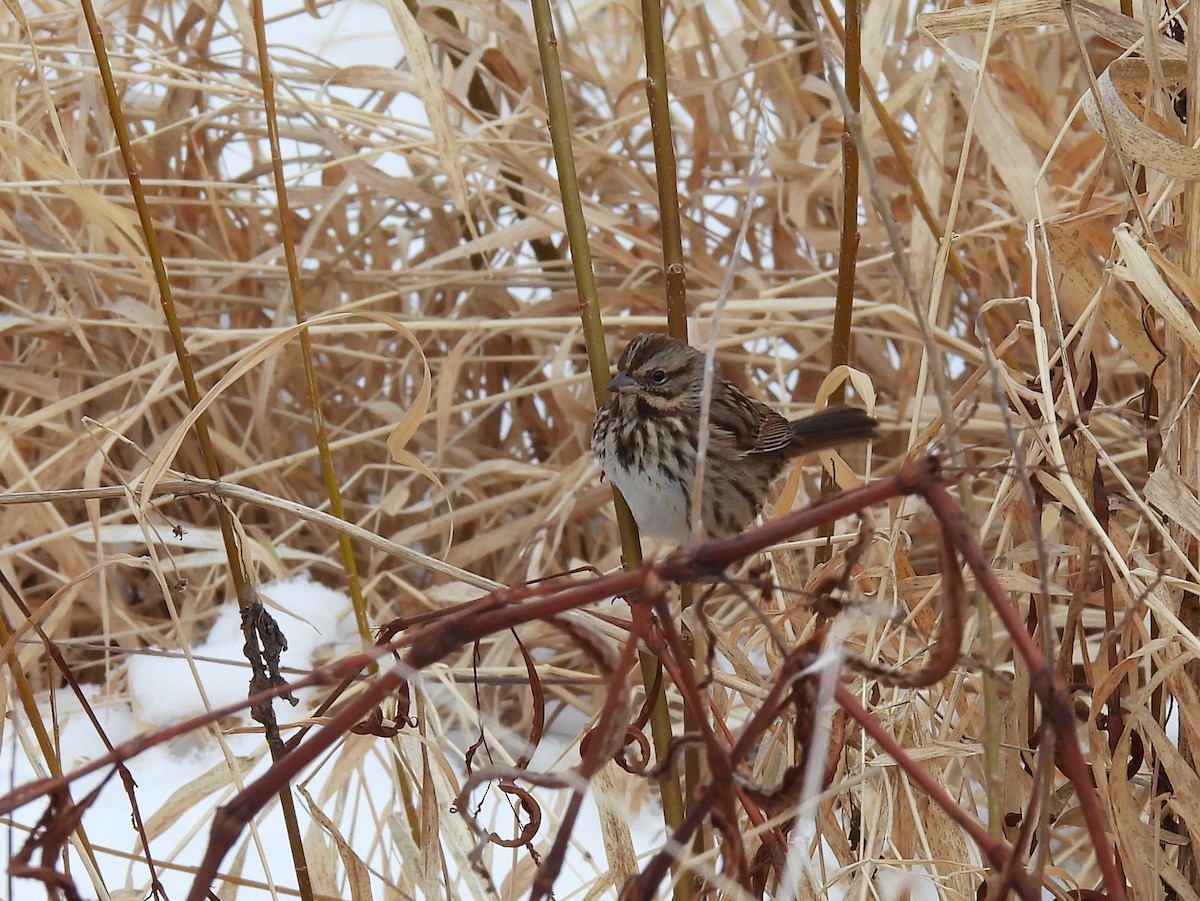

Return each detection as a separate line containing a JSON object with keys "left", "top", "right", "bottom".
{"left": 601, "top": 456, "right": 693, "bottom": 545}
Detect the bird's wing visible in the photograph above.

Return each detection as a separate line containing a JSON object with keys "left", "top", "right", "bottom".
{"left": 707, "top": 382, "right": 789, "bottom": 455}
{"left": 749, "top": 408, "right": 793, "bottom": 455}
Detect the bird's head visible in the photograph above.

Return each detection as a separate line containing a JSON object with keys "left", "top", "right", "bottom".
{"left": 606, "top": 333, "right": 702, "bottom": 399}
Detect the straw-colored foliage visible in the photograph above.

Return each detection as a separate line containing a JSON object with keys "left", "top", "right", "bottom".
{"left": 1, "top": 0, "right": 1198, "bottom": 897}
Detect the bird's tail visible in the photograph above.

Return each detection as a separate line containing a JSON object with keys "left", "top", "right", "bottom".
{"left": 788, "top": 405, "right": 879, "bottom": 453}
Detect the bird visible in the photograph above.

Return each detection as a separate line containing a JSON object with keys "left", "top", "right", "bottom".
{"left": 591, "top": 333, "right": 878, "bottom": 544}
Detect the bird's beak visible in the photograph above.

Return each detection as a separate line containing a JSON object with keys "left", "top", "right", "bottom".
{"left": 606, "top": 370, "right": 637, "bottom": 393}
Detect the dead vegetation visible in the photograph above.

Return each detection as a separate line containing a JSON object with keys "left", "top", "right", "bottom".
{"left": 0, "top": 0, "right": 1197, "bottom": 898}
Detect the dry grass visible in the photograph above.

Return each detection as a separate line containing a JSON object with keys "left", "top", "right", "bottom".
{"left": 0, "top": 0, "right": 1197, "bottom": 898}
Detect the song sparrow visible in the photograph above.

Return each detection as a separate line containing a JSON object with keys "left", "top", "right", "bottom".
{"left": 592, "top": 333, "right": 878, "bottom": 544}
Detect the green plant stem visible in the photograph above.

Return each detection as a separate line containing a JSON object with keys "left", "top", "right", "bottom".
{"left": 818, "top": 0, "right": 862, "bottom": 566}
{"left": 78, "top": 0, "right": 247, "bottom": 605}
{"left": 641, "top": 0, "right": 688, "bottom": 339}
{"left": 249, "top": 0, "right": 370, "bottom": 679}
{"left": 529, "top": 0, "right": 688, "bottom": 886}
{"left": 249, "top": 0, "right": 420, "bottom": 858}
{"left": 817, "top": 0, "right": 977, "bottom": 300}
{"left": 639, "top": 0, "right": 703, "bottom": 869}
{"left": 80, "top": 1, "right": 317, "bottom": 893}
{"left": 827, "top": 0, "right": 860, "bottom": 408}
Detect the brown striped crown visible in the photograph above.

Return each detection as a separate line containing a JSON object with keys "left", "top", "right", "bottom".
{"left": 606, "top": 333, "right": 702, "bottom": 401}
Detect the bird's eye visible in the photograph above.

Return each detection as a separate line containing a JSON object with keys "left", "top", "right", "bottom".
{"left": 650, "top": 369, "right": 667, "bottom": 384}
